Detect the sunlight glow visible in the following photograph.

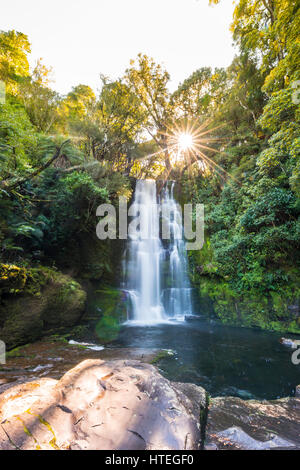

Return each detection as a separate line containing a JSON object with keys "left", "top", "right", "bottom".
{"left": 178, "top": 133, "right": 193, "bottom": 151}
{"left": 154, "top": 119, "right": 239, "bottom": 185}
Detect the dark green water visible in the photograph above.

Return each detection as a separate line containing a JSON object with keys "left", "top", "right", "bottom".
{"left": 112, "top": 318, "right": 300, "bottom": 400}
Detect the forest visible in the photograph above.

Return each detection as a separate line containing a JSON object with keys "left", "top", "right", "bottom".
{"left": 0, "top": 0, "right": 300, "bottom": 453}
{"left": 0, "top": 0, "right": 300, "bottom": 355}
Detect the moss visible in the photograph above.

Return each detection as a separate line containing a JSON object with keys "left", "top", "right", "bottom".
{"left": 0, "top": 264, "right": 87, "bottom": 350}
{"left": 150, "top": 350, "right": 174, "bottom": 364}
{"left": 6, "top": 345, "right": 32, "bottom": 358}
{"left": 94, "top": 287, "right": 127, "bottom": 343}
{"left": 0, "top": 264, "right": 27, "bottom": 295}
{"left": 41, "top": 276, "right": 86, "bottom": 330}
{"left": 43, "top": 334, "right": 69, "bottom": 343}
{"left": 68, "top": 325, "right": 90, "bottom": 341}
{"left": 194, "top": 274, "right": 300, "bottom": 334}
{"left": 188, "top": 235, "right": 300, "bottom": 334}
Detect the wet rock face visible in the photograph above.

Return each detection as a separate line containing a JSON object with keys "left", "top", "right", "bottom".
{"left": 205, "top": 395, "right": 300, "bottom": 450}
{"left": 0, "top": 272, "right": 86, "bottom": 350}
{"left": 0, "top": 359, "right": 203, "bottom": 450}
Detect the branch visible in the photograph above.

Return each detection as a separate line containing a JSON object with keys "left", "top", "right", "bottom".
{"left": 2, "top": 140, "right": 71, "bottom": 191}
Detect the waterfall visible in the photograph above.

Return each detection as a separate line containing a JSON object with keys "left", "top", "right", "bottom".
{"left": 122, "top": 179, "right": 193, "bottom": 324}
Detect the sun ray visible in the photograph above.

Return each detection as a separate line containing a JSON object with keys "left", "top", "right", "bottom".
{"left": 195, "top": 142, "right": 221, "bottom": 154}
{"left": 137, "top": 118, "right": 239, "bottom": 184}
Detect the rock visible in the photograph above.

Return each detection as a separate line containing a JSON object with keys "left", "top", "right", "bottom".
{"left": 172, "top": 382, "right": 207, "bottom": 417}
{"left": 0, "top": 359, "right": 201, "bottom": 450}
{"left": 280, "top": 337, "right": 299, "bottom": 348}
{"left": 205, "top": 395, "right": 300, "bottom": 450}
{"left": 287, "top": 304, "right": 299, "bottom": 316}
{"left": 204, "top": 443, "right": 218, "bottom": 450}
{"left": 184, "top": 314, "right": 203, "bottom": 322}
{"left": 0, "top": 268, "right": 86, "bottom": 349}
{"left": 215, "top": 426, "right": 296, "bottom": 450}
{"left": 0, "top": 378, "right": 57, "bottom": 424}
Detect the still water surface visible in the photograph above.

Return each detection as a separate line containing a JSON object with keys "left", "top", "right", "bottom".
{"left": 113, "top": 318, "right": 300, "bottom": 400}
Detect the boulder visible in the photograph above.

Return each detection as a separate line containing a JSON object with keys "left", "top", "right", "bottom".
{"left": 0, "top": 359, "right": 203, "bottom": 450}
{"left": 205, "top": 395, "right": 300, "bottom": 450}
{"left": 280, "top": 337, "right": 299, "bottom": 348}
{"left": 0, "top": 268, "right": 86, "bottom": 349}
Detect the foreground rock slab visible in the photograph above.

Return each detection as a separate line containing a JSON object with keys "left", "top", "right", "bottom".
{"left": 0, "top": 359, "right": 203, "bottom": 450}
{"left": 205, "top": 395, "right": 300, "bottom": 450}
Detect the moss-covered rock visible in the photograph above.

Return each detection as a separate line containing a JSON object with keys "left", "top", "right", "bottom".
{"left": 94, "top": 287, "right": 127, "bottom": 343}
{"left": 0, "top": 264, "right": 27, "bottom": 295}
{"left": 188, "top": 235, "right": 300, "bottom": 334}
{"left": 194, "top": 274, "right": 300, "bottom": 334}
{"left": 0, "top": 264, "right": 87, "bottom": 349}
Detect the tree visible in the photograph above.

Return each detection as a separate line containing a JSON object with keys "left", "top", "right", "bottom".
{"left": 231, "top": 0, "right": 300, "bottom": 93}
{"left": 96, "top": 78, "right": 146, "bottom": 165}
{"left": 61, "top": 84, "right": 96, "bottom": 121}
{"left": 0, "top": 102, "right": 37, "bottom": 180}
{"left": 172, "top": 67, "right": 227, "bottom": 119}
{"left": 20, "top": 60, "right": 61, "bottom": 133}
{"left": 62, "top": 78, "right": 146, "bottom": 170}
{"left": 125, "top": 54, "right": 173, "bottom": 170}
{"left": 257, "top": 84, "right": 300, "bottom": 194}
{"left": 0, "top": 30, "right": 31, "bottom": 95}
{"left": 220, "top": 54, "right": 266, "bottom": 131}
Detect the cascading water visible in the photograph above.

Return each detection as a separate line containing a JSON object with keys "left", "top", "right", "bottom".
{"left": 122, "top": 179, "right": 193, "bottom": 324}
{"left": 160, "top": 182, "right": 193, "bottom": 320}
{"left": 122, "top": 180, "right": 164, "bottom": 323}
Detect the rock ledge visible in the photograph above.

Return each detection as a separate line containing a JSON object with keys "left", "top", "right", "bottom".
{"left": 0, "top": 359, "right": 205, "bottom": 450}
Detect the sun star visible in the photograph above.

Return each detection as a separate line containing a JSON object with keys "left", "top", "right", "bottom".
{"left": 178, "top": 133, "right": 193, "bottom": 151}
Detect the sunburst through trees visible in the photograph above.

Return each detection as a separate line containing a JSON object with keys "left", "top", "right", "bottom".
{"left": 157, "top": 119, "right": 233, "bottom": 183}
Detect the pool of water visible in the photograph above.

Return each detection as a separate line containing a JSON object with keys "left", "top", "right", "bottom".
{"left": 111, "top": 318, "right": 300, "bottom": 400}
{"left": 2, "top": 317, "right": 299, "bottom": 401}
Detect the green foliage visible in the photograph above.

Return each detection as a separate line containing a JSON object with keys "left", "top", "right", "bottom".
{"left": 39, "top": 171, "right": 109, "bottom": 249}
{"left": 172, "top": 67, "right": 227, "bottom": 118}
{"left": 180, "top": 0, "right": 300, "bottom": 334}
{"left": 259, "top": 86, "right": 299, "bottom": 134}
{"left": 231, "top": 0, "right": 300, "bottom": 93}
{"left": 20, "top": 60, "right": 61, "bottom": 133}
{"left": 0, "top": 263, "right": 87, "bottom": 349}
{"left": 0, "top": 30, "right": 31, "bottom": 95}
{"left": 0, "top": 101, "right": 37, "bottom": 177}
